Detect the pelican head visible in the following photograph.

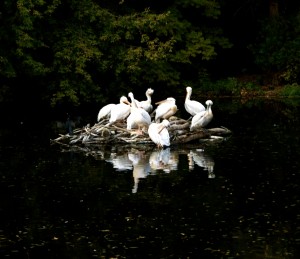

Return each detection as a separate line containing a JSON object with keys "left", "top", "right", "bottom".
{"left": 128, "top": 92, "right": 134, "bottom": 99}
{"left": 120, "top": 96, "right": 131, "bottom": 105}
{"left": 206, "top": 100, "right": 213, "bottom": 106}
{"left": 186, "top": 86, "right": 192, "bottom": 93}
{"left": 128, "top": 92, "right": 136, "bottom": 107}
{"left": 146, "top": 88, "right": 154, "bottom": 95}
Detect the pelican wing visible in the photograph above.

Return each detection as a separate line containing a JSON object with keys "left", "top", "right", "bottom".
{"left": 148, "top": 122, "right": 170, "bottom": 147}
{"left": 97, "top": 103, "right": 115, "bottom": 122}
{"left": 127, "top": 108, "right": 151, "bottom": 130}
{"left": 155, "top": 104, "right": 177, "bottom": 122}
{"left": 109, "top": 103, "right": 130, "bottom": 123}
{"left": 190, "top": 101, "right": 213, "bottom": 130}
{"left": 185, "top": 86, "right": 205, "bottom": 116}
{"left": 185, "top": 100, "right": 205, "bottom": 116}
{"left": 159, "top": 127, "right": 170, "bottom": 147}
{"left": 190, "top": 111, "right": 206, "bottom": 130}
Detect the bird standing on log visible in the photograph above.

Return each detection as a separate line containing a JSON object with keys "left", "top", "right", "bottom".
{"left": 153, "top": 97, "right": 178, "bottom": 123}
{"left": 190, "top": 100, "right": 213, "bottom": 131}
{"left": 97, "top": 103, "right": 115, "bottom": 122}
{"left": 108, "top": 96, "right": 131, "bottom": 124}
{"left": 127, "top": 92, "right": 151, "bottom": 134}
{"left": 134, "top": 88, "right": 154, "bottom": 113}
{"left": 184, "top": 86, "right": 205, "bottom": 117}
{"left": 148, "top": 119, "right": 171, "bottom": 148}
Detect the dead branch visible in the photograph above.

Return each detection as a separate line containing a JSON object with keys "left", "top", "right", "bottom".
{"left": 50, "top": 117, "right": 231, "bottom": 148}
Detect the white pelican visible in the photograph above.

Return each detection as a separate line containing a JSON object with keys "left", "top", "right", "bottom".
{"left": 184, "top": 86, "right": 205, "bottom": 117}
{"left": 134, "top": 88, "right": 154, "bottom": 113}
{"left": 108, "top": 96, "right": 131, "bottom": 124}
{"left": 190, "top": 100, "right": 213, "bottom": 131}
{"left": 154, "top": 97, "right": 178, "bottom": 123}
{"left": 97, "top": 103, "right": 115, "bottom": 122}
{"left": 148, "top": 119, "right": 170, "bottom": 148}
{"left": 127, "top": 92, "right": 151, "bottom": 134}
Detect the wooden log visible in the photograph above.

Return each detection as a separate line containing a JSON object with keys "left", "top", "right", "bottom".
{"left": 169, "top": 122, "right": 190, "bottom": 130}
{"left": 50, "top": 116, "right": 231, "bottom": 147}
{"left": 172, "top": 131, "right": 210, "bottom": 144}
{"left": 207, "top": 127, "right": 232, "bottom": 135}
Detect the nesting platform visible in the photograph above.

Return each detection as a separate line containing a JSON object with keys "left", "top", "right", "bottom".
{"left": 50, "top": 116, "right": 232, "bottom": 149}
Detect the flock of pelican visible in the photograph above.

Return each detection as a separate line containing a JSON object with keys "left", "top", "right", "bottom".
{"left": 97, "top": 87, "right": 213, "bottom": 148}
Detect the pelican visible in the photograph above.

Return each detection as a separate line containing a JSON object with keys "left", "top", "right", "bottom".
{"left": 97, "top": 103, "right": 115, "bottom": 122}
{"left": 109, "top": 96, "right": 131, "bottom": 124}
{"left": 127, "top": 92, "right": 151, "bottom": 134}
{"left": 134, "top": 88, "right": 154, "bottom": 113}
{"left": 190, "top": 100, "right": 213, "bottom": 131}
{"left": 148, "top": 119, "right": 170, "bottom": 148}
{"left": 154, "top": 97, "right": 178, "bottom": 123}
{"left": 184, "top": 86, "right": 205, "bottom": 117}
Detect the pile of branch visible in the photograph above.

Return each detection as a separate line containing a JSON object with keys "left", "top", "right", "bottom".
{"left": 50, "top": 116, "right": 232, "bottom": 148}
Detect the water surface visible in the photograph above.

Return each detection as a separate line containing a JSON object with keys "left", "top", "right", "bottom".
{"left": 1, "top": 98, "right": 299, "bottom": 258}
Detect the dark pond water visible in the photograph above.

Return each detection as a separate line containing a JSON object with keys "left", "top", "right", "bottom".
{"left": 1, "top": 98, "right": 300, "bottom": 258}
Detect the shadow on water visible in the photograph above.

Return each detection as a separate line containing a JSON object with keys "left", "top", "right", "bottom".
{"left": 0, "top": 98, "right": 300, "bottom": 258}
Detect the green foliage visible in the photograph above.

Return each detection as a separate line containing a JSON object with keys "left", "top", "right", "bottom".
{"left": 13, "top": 0, "right": 50, "bottom": 74}
{"left": 199, "top": 77, "right": 261, "bottom": 96}
{"left": 250, "top": 13, "right": 300, "bottom": 85}
{"left": 0, "top": 56, "right": 16, "bottom": 78}
{"left": 176, "top": 0, "right": 221, "bottom": 19}
{"left": 197, "top": 77, "right": 236, "bottom": 95}
{"left": 279, "top": 84, "right": 300, "bottom": 97}
{"left": 0, "top": 0, "right": 231, "bottom": 107}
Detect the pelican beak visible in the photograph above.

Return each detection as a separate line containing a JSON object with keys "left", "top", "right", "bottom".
{"left": 157, "top": 125, "right": 166, "bottom": 134}
{"left": 123, "top": 100, "right": 131, "bottom": 106}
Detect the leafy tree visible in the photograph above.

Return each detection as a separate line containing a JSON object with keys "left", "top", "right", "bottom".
{"left": 251, "top": 12, "right": 300, "bottom": 85}
{"left": 0, "top": 0, "right": 231, "bottom": 108}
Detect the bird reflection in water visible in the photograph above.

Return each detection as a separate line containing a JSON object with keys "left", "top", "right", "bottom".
{"left": 128, "top": 150, "right": 151, "bottom": 193}
{"left": 105, "top": 152, "right": 133, "bottom": 171}
{"left": 188, "top": 149, "right": 215, "bottom": 178}
{"left": 104, "top": 147, "right": 215, "bottom": 193}
{"left": 149, "top": 148, "right": 178, "bottom": 173}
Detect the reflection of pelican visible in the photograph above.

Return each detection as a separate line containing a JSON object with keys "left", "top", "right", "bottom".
{"left": 185, "top": 86, "right": 205, "bottom": 117}
{"left": 134, "top": 88, "right": 154, "bottom": 113}
{"left": 149, "top": 148, "right": 178, "bottom": 173}
{"left": 109, "top": 96, "right": 131, "bottom": 124}
{"left": 127, "top": 92, "right": 151, "bottom": 134}
{"left": 105, "top": 153, "right": 133, "bottom": 171}
{"left": 188, "top": 150, "right": 215, "bottom": 178}
{"left": 154, "top": 97, "right": 178, "bottom": 123}
{"left": 97, "top": 103, "right": 115, "bottom": 122}
{"left": 190, "top": 100, "right": 213, "bottom": 131}
{"left": 148, "top": 119, "right": 170, "bottom": 148}
{"left": 128, "top": 151, "right": 151, "bottom": 193}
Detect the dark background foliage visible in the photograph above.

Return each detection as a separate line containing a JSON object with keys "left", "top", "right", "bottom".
{"left": 0, "top": 0, "right": 299, "bottom": 120}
